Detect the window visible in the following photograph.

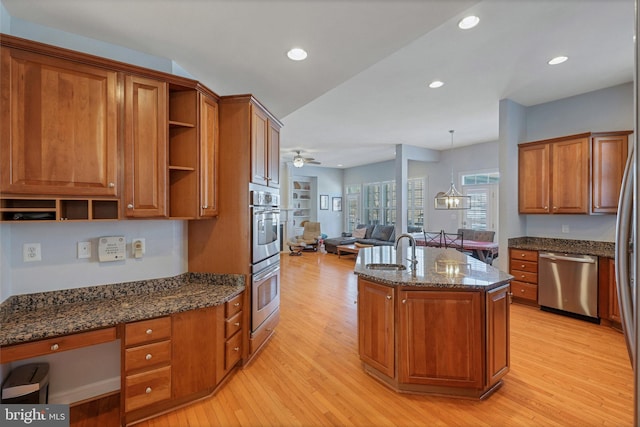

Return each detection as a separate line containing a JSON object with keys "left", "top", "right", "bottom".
{"left": 407, "top": 178, "right": 424, "bottom": 230}
{"left": 363, "top": 183, "right": 382, "bottom": 225}
{"left": 461, "top": 172, "right": 499, "bottom": 234}
{"left": 382, "top": 181, "right": 396, "bottom": 225}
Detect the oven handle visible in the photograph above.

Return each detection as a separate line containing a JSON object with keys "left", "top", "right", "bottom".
{"left": 253, "top": 209, "right": 280, "bottom": 216}
{"left": 253, "top": 263, "right": 280, "bottom": 282}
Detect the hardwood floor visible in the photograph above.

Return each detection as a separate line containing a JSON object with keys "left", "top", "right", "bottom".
{"left": 79, "top": 251, "right": 634, "bottom": 426}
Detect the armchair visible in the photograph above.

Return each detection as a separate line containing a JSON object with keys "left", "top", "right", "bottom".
{"left": 288, "top": 221, "right": 321, "bottom": 256}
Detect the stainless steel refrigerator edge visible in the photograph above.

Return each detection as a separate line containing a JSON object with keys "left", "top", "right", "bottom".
{"left": 614, "top": 0, "right": 640, "bottom": 423}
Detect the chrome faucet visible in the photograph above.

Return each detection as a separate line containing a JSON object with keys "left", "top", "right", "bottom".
{"left": 395, "top": 233, "right": 418, "bottom": 270}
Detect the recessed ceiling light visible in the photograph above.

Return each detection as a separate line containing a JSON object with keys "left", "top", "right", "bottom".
{"left": 458, "top": 15, "right": 480, "bottom": 30}
{"left": 287, "top": 48, "right": 307, "bottom": 61}
{"left": 429, "top": 80, "right": 444, "bottom": 89}
{"left": 548, "top": 56, "right": 568, "bottom": 65}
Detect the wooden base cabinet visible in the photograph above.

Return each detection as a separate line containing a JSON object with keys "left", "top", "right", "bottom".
{"left": 357, "top": 277, "right": 510, "bottom": 399}
{"left": 509, "top": 248, "right": 539, "bottom": 304}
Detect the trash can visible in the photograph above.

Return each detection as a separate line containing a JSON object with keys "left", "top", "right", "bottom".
{"left": 1, "top": 363, "right": 49, "bottom": 404}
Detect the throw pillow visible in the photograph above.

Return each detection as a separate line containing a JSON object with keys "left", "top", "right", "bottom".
{"left": 371, "top": 225, "right": 394, "bottom": 241}
{"left": 352, "top": 227, "right": 367, "bottom": 238}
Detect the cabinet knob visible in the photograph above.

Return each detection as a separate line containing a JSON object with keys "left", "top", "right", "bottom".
{"left": 402, "top": 299, "right": 407, "bottom": 304}
{"left": 521, "top": 264, "right": 525, "bottom": 268}
{"left": 108, "top": 182, "right": 115, "bottom": 188}
{"left": 521, "top": 254, "right": 526, "bottom": 257}
{"left": 234, "top": 322, "right": 240, "bottom": 327}
{"left": 145, "top": 353, "right": 152, "bottom": 360}
{"left": 50, "top": 343, "right": 59, "bottom": 351}
{"left": 386, "top": 295, "right": 392, "bottom": 300}
{"left": 234, "top": 302, "right": 240, "bottom": 307}
{"left": 595, "top": 205, "right": 600, "bottom": 208}
{"left": 145, "top": 387, "right": 152, "bottom": 394}
{"left": 202, "top": 205, "right": 208, "bottom": 209}
{"left": 233, "top": 347, "right": 240, "bottom": 352}
{"left": 544, "top": 206, "right": 548, "bottom": 210}
{"left": 146, "top": 329, "right": 153, "bottom": 335}
{"left": 521, "top": 289, "right": 525, "bottom": 293}
{"left": 127, "top": 204, "right": 134, "bottom": 209}
{"left": 553, "top": 206, "right": 558, "bottom": 211}
{"left": 521, "top": 275, "right": 525, "bottom": 278}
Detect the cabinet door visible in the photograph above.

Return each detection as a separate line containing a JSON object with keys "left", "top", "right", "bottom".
{"left": 398, "top": 290, "right": 482, "bottom": 388}
{"left": 592, "top": 135, "right": 628, "bottom": 214}
{"left": 551, "top": 137, "right": 589, "bottom": 214}
{"left": 250, "top": 106, "right": 269, "bottom": 186}
{"left": 486, "top": 284, "right": 510, "bottom": 387}
{"left": 358, "top": 279, "right": 394, "bottom": 377}
{"left": 267, "top": 122, "right": 281, "bottom": 188}
{"left": 1, "top": 48, "right": 118, "bottom": 196}
{"left": 199, "top": 94, "right": 219, "bottom": 217}
{"left": 518, "top": 143, "right": 550, "bottom": 213}
{"left": 124, "top": 75, "right": 168, "bottom": 218}
{"left": 171, "top": 306, "right": 218, "bottom": 399}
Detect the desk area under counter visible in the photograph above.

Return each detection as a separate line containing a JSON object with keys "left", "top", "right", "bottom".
{"left": 0, "top": 272, "right": 245, "bottom": 425}
{"left": 353, "top": 245, "right": 513, "bottom": 399}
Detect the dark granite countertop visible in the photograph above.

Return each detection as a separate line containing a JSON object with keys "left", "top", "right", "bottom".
{"left": 354, "top": 246, "right": 513, "bottom": 290}
{"left": 508, "top": 237, "right": 615, "bottom": 258}
{"left": 0, "top": 272, "right": 245, "bottom": 346}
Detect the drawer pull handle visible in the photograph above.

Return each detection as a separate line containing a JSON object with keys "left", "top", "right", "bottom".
{"left": 146, "top": 329, "right": 153, "bottom": 335}
{"left": 521, "top": 289, "right": 525, "bottom": 293}
{"left": 234, "top": 322, "right": 240, "bottom": 327}
{"left": 233, "top": 347, "right": 240, "bottom": 352}
{"left": 521, "top": 254, "right": 526, "bottom": 257}
{"left": 50, "top": 344, "right": 59, "bottom": 351}
{"left": 386, "top": 295, "right": 392, "bottom": 300}
{"left": 521, "top": 264, "right": 525, "bottom": 268}
{"left": 145, "top": 354, "right": 152, "bottom": 360}
{"left": 234, "top": 302, "right": 240, "bottom": 307}
{"left": 145, "top": 387, "right": 152, "bottom": 394}
{"left": 521, "top": 275, "right": 525, "bottom": 278}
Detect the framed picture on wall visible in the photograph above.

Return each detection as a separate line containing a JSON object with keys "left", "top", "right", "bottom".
{"left": 320, "top": 194, "right": 329, "bottom": 210}
{"left": 332, "top": 197, "right": 342, "bottom": 211}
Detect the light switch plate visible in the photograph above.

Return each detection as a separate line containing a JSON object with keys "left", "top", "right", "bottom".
{"left": 78, "top": 241, "right": 91, "bottom": 259}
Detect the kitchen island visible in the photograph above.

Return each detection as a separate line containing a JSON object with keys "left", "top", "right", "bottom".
{"left": 354, "top": 245, "right": 513, "bottom": 399}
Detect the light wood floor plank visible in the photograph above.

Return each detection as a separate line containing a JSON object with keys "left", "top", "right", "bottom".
{"left": 133, "top": 251, "right": 633, "bottom": 426}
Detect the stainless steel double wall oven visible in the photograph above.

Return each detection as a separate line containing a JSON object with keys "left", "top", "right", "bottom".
{"left": 250, "top": 190, "right": 281, "bottom": 333}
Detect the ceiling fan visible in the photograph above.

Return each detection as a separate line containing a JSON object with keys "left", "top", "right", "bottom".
{"left": 290, "top": 150, "right": 320, "bottom": 168}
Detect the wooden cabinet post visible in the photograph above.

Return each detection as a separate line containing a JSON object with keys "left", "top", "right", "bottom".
{"left": 486, "top": 284, "right": 510, "bottom": 387}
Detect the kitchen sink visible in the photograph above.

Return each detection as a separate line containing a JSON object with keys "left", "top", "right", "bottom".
{"left": 366, "top": 263, "right": 407, "bottom": 271}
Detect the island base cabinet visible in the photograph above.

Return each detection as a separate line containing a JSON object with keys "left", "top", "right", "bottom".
{"left": 398, "top": 290, "right": 483, "bottom": 389}
{"left": 357, "top": 278, "right": 511, "bottom": 399}
{"left": 358, "top": 279, "right": 395, "bottom": 377}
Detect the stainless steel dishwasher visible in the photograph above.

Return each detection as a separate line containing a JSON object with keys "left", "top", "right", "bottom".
{"left": 538, "top": 252, "right": 598, "bottom": 320}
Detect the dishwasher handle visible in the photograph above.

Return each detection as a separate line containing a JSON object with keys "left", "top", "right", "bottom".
{"left": 538, "top": 253, "right": 596, "bottom": 263}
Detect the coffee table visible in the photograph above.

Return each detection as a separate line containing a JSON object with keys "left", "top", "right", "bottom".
{"left": 337, "top": 244, "right": 360, "bottom": 258}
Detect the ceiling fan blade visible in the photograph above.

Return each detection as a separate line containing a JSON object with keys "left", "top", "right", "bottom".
{"left": 303, "top": 157, "right": 315, "bottom": 161}
{"left": 307, "top": 161, "right": 321, "bottom": 165}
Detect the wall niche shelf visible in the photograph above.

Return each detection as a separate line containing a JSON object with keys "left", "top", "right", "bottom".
{"left": 1, "top": 197, "right": 119, "bottom": 222}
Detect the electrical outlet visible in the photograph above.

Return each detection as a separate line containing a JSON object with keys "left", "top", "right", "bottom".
{"left": 78, "top": 241, "right": 91, "bottom": 259}
{"left": 132, "top": 238, "right": 145, "bottom": 259}
{"left": 23, "top": 243, "right": 41, "bottom": 262}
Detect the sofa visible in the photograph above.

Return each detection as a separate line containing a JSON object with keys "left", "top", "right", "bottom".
{"left": 324, "top": 224, "right": 423, "bottom": 254}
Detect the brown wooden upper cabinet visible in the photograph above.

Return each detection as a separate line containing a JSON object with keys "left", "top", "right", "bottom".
{"left": 518, "top": 131, "right": 631, "bottom": 215}
{"left": 0, "top": 47, "right": 119, "bottom": 197}
{"left": 124, "top": 75, "right": 168, "bottom": 218}
{"left": 251, "top": 104, "right": 281, "bottom": 188}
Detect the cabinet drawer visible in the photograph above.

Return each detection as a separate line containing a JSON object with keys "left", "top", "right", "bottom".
{"left": 125, "top": 365, "right": 171, "bottom": 412}
{"left": 125, "top": 317, "right": 171, "bottom": 347}
{"left": 0, "top": 327, "right": 116, "bottom": 364}
{"left": 510, "top": 270, "right": 537, "bottom": 284}
{"left": 225, "top": 311, "right": 242, "bottom": 338}
{"left": 225, "top": 332, "right": 242, "bottom": 371}
{"left": 510, "top": 249, "right": 538, "bottom": 262}
{"left": 226, "top": 294, "right": 243, "bottom": 317}
{"left": 511, "top": 281, "right": 538, "bottom": 302}
{"left": 125, "top": 340, "right": 171, "bottom": 373}
{"left": 510, "top": 260, "right": 538, "bottom": 273}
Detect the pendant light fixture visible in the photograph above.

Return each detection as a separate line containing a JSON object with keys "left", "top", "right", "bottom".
{"left": 434, "top": 130, "right": 471, "bottom": 210}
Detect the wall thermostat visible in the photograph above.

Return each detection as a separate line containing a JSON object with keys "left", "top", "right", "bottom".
{"left": 98, "top": 236, "right": 126, "bottom": 262}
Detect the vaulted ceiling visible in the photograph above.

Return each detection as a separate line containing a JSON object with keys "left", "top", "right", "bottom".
{"left": 2, "top": 0, "right": 634, "bottom": 168}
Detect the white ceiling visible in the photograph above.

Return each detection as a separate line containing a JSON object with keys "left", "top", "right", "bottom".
{"left": 2, "top": 0, "right": 635, "bottom": 168}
